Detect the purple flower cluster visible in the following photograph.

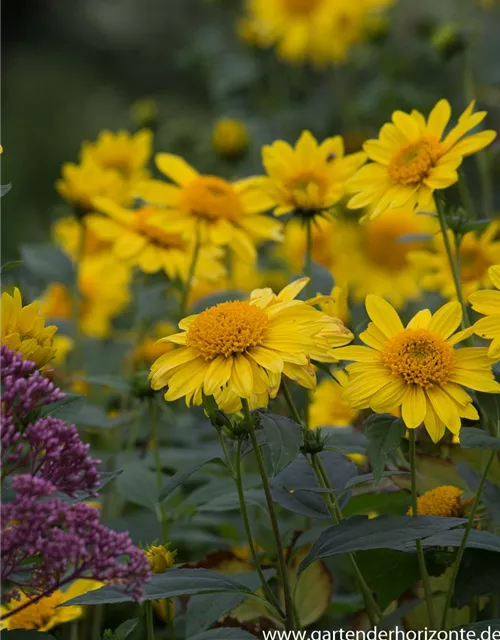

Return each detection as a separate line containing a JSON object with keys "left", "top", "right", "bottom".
{"left": 2, "top": 475, "right": 150, "bottom": 602}
{"left": 0, "top": 346, "right": 151, "bottom": 606}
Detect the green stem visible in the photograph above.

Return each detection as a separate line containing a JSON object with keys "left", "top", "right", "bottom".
{"left": 180, "top": 229, "right": 201, "bottom": 317}
{"left": 234, "top": 439, "right": 284, "bottom": 618}
{"left": 409, "top": 430, "right": 438, "bottom": 629}
{"left": 145, "top": 600, "right": 155, "bottom": 640}
{"left": 150, "top": 400, "right": 169, "bottom": 544}
{"left": 281, "top": 380, "right": 303, "bottom": 426}
{"left": 242, "top": 399, "right": 298, "bottom": 631}
{"left": 436, "top": 198, "right": 471, "bottom": 328}
{"left": 304, "top": 217, "right": 313, "bottom": 298}
{"left": 310, "top": 454, "right": 382, "bottom": 627}
{"left": 441, "top": 448, "right": 496, "bottom": 629}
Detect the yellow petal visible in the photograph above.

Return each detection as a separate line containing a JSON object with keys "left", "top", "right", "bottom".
{"left": 156, "top": 153, "right": 199, "bottom": 185}
{"left": 401, "top": 385, "right": 427, "bottom": 429}
{"left": 231, "top": 354, "right": 254, "bottom": 398}
{"left": 428, "top": 301, "right": 462, "bottom": 339}
{"left": 365, "top": 295, "right": 404, "bottom": 338}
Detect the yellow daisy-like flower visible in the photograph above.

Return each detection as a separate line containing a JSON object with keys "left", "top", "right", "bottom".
{"left": 212, "top": 118, "right": 249, "bottom": 160}
{"left": 86, "top": 198, "right": 225, "bottom": 283}
{"left": 347, "top": 100, "right": 497, "bottom": 218}
{"left": 251, "top": 131, "right": 366, "bottom": 217}
{"left": 150, "top": 279, "right": 352, "bottom": 412}
{"left": 137, "top": 154, "right": 282, "bottom": 263}
{"left": 0, "top": 580, "right": 102, "bottom": 631}
{"left": 407, "top": 485, "right": 464, "bottom": 517}
{"left": 52, "top": 216, "right": 111, "bottom": 261}
{"left": 470, "top": 265, "right": 500, "bottom": 358}
{"left": 334, "top": 295, "right": 500, "bottom": 442}
{"left": 1, "top": 288, "right": 58, "bottom": 367}
{"left": 409, "top": 222, "right": 500, "bottom": 301}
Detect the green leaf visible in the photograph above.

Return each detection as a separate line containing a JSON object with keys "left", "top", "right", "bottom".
{"left": 365, "top": 414, "right": 406, "bottom": 484}
{"left": 322, "top": 427, "right": 368, "bottom": 454}
{"left": 1, "top": 260, "right": 23, "bottom": 274}
{"left": 459, "top": 427, "right": 500, "bottom": 450}
{"left": 190, "top": 630, "right": 257, "bottom": 640}
{"left": 116, "top": 461, "right": 159, "bottom": 511}
{"left": 160, "top": 457, "right": 225, "bottom": 501}
{"left": 418, "top": 528, "right": 500, "bottom": 553}
{"left": 114, "top": 618, "right": 139, "bottom": 640}
{"left": 198, "top": 488, "right": 264, "bottom": 512}
{"left": 299, "top": 515, "right": 467, "bottom": 572}
{"left": 455, "top": 550, "right": 500, "bottom": 607}
{"left": 1, "top": 182, "right": 12, "bottom": 196}
{"left": 20, "top": 244, "right": 74, "bottom": 286}
{"left": 460, "top": 219, "right": 493, "bottom": 233}
{"left": 396, "top": 233, "right": 434, "bottom": 243}
{"left": 66, "top": 470, "right": 123, "bottom": 502}
{"left": 344, "top": 470, "right": 409, "bottom": 490}
{"left": 40, "top": 394, "right": 84, "bottom": 421}
{"left": 186, "top": 569, "right": 275, "bottom": 636}
{"left": 76, "top": 375, "right": 131, "bottom": 393}
{"left": 2, "top": 633, "right": 56, "bottom": 639}
{"left": 271, "top": 451, "right": 356, "bottom": 519}
{"left": 258, "top": 412, "right": 303, "bottom": 475}
{"left": 457, "top": 462, "right": 500, "bottom": 524}
{"left": 343, "top": 491, "right": 411, "bottom": 517}
{"left": 62, "top": 569, "right": 270, "bottom": 605}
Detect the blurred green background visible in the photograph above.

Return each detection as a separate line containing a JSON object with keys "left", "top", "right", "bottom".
{"left": 2, "top": 0, "right": 500, "bottom": 262}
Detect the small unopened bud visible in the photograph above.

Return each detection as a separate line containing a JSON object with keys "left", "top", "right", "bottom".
{"left": 145, "top": 544, "right": 176, "bottom": 574}
{"left": 212, "top": 118, "right": 249, "bottom": 161}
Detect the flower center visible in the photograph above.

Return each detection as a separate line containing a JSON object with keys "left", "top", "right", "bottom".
{"left": 286, "top": 170, "right": 329, "bottom": 210}
{"left": 388, "top": 137, "right": 443, "bottom": 186}
{"left": 460, "top": 245, "right": 491, "bottom": 283}
{"left": 408, "top": 486, "right": 464, "bottom": 517}
{"left": 186, "top": 301, "right": 269, "bottom": 360}
{"left": 181, "top": 176, "right": 243, "bottom": 222}
{"left": 132, "top": 207, "right": 187, "bottom": 249}
{"left": 363, "top": 210, "right": 424, "bottom": 270}
{"left": 283, "top": 0, "right": 321, "bottom": 16}
{"left": 380, "top": 328, "right": 455, "bottom": 387}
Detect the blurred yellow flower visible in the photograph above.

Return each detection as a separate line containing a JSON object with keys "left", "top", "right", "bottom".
{"left": 39, "top": 256, "right": 131, "bottom": 339}
{"left": 281, "top": 215, "right": 339, "bottom": 273}
{"left": 409, "top": 222, "right": 500, "bottom": 301}
{"left": 0, "top": 580, "right": 102, "bottom": 631}
{"left": 138, "top": 154, "right": 282, "bottom": 262}
{"left": 347, "top": 100, "right": 496, "bottom": 218}
{"left": 470, "top": 265, "right": 500, "bottom": 358}
{"left": 407, "top": 486, "right": 464, "bottom": 517}
{"left": 212, "top": 117, "right": 249, "bottom": 160}
{"left": 87, "top": 199, "right": 226, "bottom": 283}
{"left": 133, "top": 322, "right": 177, "bottom": 366}
{"left": 1, "top": 288, "right": 58, "bottom": 367}
{"left": 150, "top": 279, "right": 352, "bottom": 412}
{"left": 251, "top": 131, "right": 366, "bottom": 217}
{"left": 334, "top": 295, "right": 500, "bottom": 442}
{"left": 52, "top": 216, "right": 111, "bottom": 261}
{"left": 51, "top": 334, "right": 75, "bottom": 368}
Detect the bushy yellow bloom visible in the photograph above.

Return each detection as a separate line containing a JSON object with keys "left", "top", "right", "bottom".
{"left": 470, "top": 265, "right": 500, "bottom": 358}
{"left": 87, "top": 199, "right": 226, "bottom": 283}
{"left": 138, "top": 154, "right": 282, "bottom": 263}
{"left": 0, "top": 580, "right": 102, "bottom": 631}
{"left": 52, "top": 215, "right": 111, "bottom": 261}
{"left": 407, "top": 486, "right": 464, "bottom": 517}
{"left": 334, "top": 295, "right": 500, "bottom": 442}
{"left": 212, "top": 118, "right": 249, "bottom": 159}
{"left": 39, "top": 256, "right": 131, "bottom": 339}
{"left": 409, "top": 222, "right": 500, "bottom": 301}
{"left": 251, "top": 131, "right": 366, "bottom": 217}
{"left": 133, "top": 322, "right": 177, "bottom": 366}
{"left": 150, "top": 278, "right": 352, "bottom": 412}
{"left": 238, "top": 0, "right": 394, "bottom": 65}
{"left": 146, "top": 545, "right": 176, "bottom": 574}
{"left": 1, "top": 288, "right": 58, "bottom": 367}
{"left": 347, "top": 100, "right": 496, "bottom": 218}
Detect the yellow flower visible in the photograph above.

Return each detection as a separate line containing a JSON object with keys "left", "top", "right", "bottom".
{"left": 212, "top": 118, "right": 249, "bottom": 160}
{"left": 251, "top": 130, "right": 366, "bottom": 217}
{"left": 281, "top": 215, "right": 339, "bottom": 273}
{"left": 310, "top": 284, "right": 350, "bottom": 327}
{"left": 409, "top": 222, "right": 500, "bottom": 301}
{"left": 87, "top": 199, "right": 226, "bottom": 283}
{"left": 0, "top": 580, "right": 102, "bottom": 631}
{"left": 407, "top": 485, "right": 464, "bottom": 517}
{"left": 334, "top": 295, "right": 500, "bottom": 442}
{"left": 150, "top": 279, "right": 352, "bottom": 412}
{"left": 469, "top": 265, "right": 500, "bottom": 358}
{"left": 334, "top": 208, "right": 435, "bottom": 309}
{"left": 146, "top": 545, "right": 176, "bottom": 574}
{"left": 138, "top": 154, "right": 282, "bottom": 262}
{"left": 39, "top": 256, "right": 131, "bottom": 339}
{"left": 133, "top": 322, "right": 177, "bottom": 366}
{"left": 52, "top": 215, "right": 111, "bottom": 261}
{"left": 51, "top": 335, "right": 75, "bottom": 368}
{"left": 347, "top": 100, "right": 497, "bottom": 218}
{"left": 1, "top": 288, "right": 58, "bottom": 367}
{"left": 80, "top": 129, "right": 152, "bottom": 187}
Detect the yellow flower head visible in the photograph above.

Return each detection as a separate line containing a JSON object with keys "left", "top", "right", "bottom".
{"left": 133, "top": 322, "right": 177, "bottom": 366}
{"left": 52, "top": 216, "right": 111, "bottom": 261}
{"left": 410, "top": 222, "right": 500, "bottom": 301}
{"left": 407, "top": 485, "right": 464, "bottom": 517}
{"left": 0, "top": 580, "right": 102, "bottom": 631}
{"left": 334, "top": 295, "right": 500, "bottom": 442}
{"left": 138, "top": 154, "right": 282, "bottom": 263}
{"left": 87, "top": 198, "right": 226, "bottom": 283}
{"left": 347, "top": 100, "right": 497, "bottom": 218}
{"left": 251, "top": 131, "right": 366, "bottom": 217}
{"left": 1, "top": 288, "right": 58, "bottom": 367}
{"left": 470, "top": 265, "right": 500, "bottom": 359}
{"left": 150, "top": 278, "right": 352, "bottom": 412}
{"left": 146, "top": 545, "right": 176, "bottom": 574}
{"left": 212, "top": 117, "right": 249, "bottom": 160}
